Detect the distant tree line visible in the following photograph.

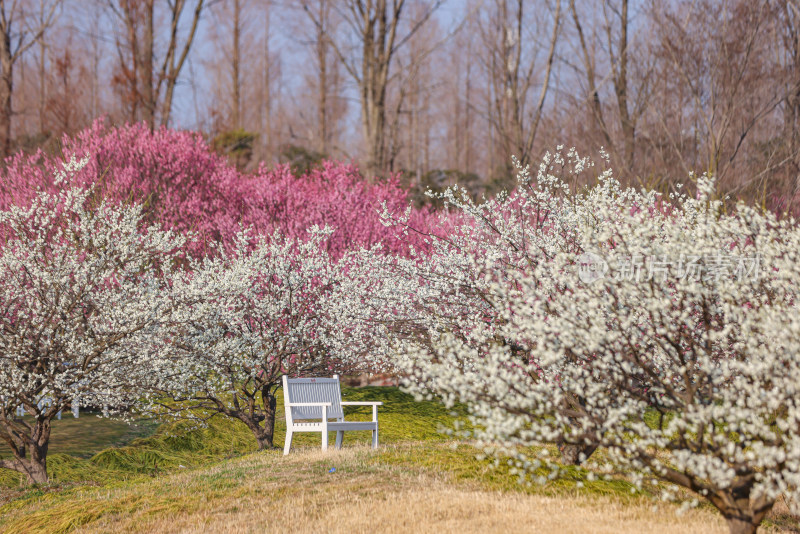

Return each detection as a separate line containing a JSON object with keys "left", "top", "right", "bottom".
{"left": 3, "top": 0, "right": 800, "bottom": 212}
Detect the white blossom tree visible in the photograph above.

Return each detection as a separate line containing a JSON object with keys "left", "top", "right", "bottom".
{"left": 377, "top": 149, "right": 605, "bottom": 463}
{"left": 159, "top": 227, "right": 378, "bottom": 450}
{"left": 0, "top": 158, "right": 187, "bottom": 484}
{"left": 397, "top": 154, "right": 800, "bottom": 534}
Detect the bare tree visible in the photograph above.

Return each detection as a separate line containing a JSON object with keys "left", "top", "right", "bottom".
{"left": 108, "top": 0, "right": 204, "bottom": 129}
{"left": 604, "top": 0, "right": 636, "bottom": 171}
{"left": 647, "top": 0, "right": 782, "bottom": 192}
{"left": 303, "top": 0, "right": 339, "bottom": 154}
{"left": 303, "top": 0, "right": 443, "bottom": 178}
{"left": 203, "top": 0, "right": 285, "bottom": 168}
{"left": 568, "top": 0, "right": 652, "bottom": 179}
{"left": 770, "top": 0, "right": 800, "bottom": 214}
{"left": 36, "top": 0, "right": 46, "bottom": 132}
{"left": 781, "top": 1, "right": 800, "bottom": 157}
{"left": 41, "top": 25, "right": 93, "bottom": 136}
{"left": 47, "top": 42, "right": 75, "bottom": 132}
{"left": 0, "top": 0, "right": 59, "bottom": 157}
{"left": 159, "top": 0, "right": 204, "bottom": 127}
{"left": 258, "top": 3, "right": 278, "bottom": 162}
{"left": 297, "top": 0, "right": 347, "bottom": 156}
{"left": 383, "top": 0, "right": 444, "bottom": 174}
{"left": 477, "top": 0, "right": 561, "bottom": 179}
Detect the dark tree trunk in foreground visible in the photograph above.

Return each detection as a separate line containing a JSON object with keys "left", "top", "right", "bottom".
{"left": 228, "top": 385, "right": 279, "bottom": 450}
{"left": 558, "top": 442, "right": 598, "bottom": 466}
{"left": 661, "top": 468, "right": 775, "bottom": 534}
{"left": 0, "top": 416, "right": 52, "bottom": 484}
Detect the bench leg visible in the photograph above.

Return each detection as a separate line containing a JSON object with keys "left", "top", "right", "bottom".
{"left": 283, "top": 430, "right": 293, "bottom": 456}
{"left": 372, "top": 427, "right": 379, "bottom": 449}
{"left": 322, "top": 429, "right": 328, "bottom": 451}
{"left": 335, "top": 431, "right": 343, "bottom": 449}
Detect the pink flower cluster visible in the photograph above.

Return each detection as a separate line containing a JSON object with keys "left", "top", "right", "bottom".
{"left": 0, "top": 119, "right": 432, "bottom": 258}
{"left": 244, "top": 160, "right": 432, "bottom": 258}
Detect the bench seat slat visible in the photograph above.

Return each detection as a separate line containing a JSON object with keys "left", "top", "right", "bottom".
{"left": 288, "top": 421, "right": 378, "bottom": 432}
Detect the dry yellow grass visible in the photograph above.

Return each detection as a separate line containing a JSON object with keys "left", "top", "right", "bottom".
{"left": 151, "top": 486, "right": 730, "bottom": 534}
{"left": 70, "top": 447, "right": 732, "bottom": 534}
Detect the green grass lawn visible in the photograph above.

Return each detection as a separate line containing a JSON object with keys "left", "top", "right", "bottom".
{"left": 0, "top": 387, "right": 464, "bottom": 489}
{"left": 0, "top": 412, "right": 159, "bottom": 461}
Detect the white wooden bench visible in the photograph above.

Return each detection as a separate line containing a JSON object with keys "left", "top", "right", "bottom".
{"left": 282, "top": 375, "right": 383, "bottom": 455}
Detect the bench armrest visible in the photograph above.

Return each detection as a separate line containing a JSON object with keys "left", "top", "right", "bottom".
{"left": 341, "top": 401, "right": 382, "bottom": 423}
{"left": 286, "top": 402, "right": 332, "bottom": 407}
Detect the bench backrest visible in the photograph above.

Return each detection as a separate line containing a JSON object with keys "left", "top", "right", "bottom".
{"left": 282, "top": 375, "right": 344, "bottom": 421}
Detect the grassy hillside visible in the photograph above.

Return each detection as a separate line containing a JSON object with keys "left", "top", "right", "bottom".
{"left": 0, "top": 387, "right": 796, "bottom": 533}
{"left": 0, "top": 387, "right": 457, "bottom": 489}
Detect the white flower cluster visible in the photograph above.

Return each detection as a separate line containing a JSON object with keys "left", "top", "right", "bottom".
{"left": 144, "top": 226, "right": 385, "bottom": 448}
{"left": 0, "top": 162, "right": 186, "bottom": 481}
{"left": 377, "top": 150, "right": 800, "bottom": 532}
{"left": 0, "top": 156, "right": 389, "bottom": 476}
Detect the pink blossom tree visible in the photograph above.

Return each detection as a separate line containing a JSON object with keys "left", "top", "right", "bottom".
{"left": 245, "top": 159, "right": 433, "bottom": 259}
{"left": 0, "top": 120, "right": 432, "bottom": 259}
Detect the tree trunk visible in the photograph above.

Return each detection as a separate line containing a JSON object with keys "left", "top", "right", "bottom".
{"left": 569, "top": 0, "right": 614, "bottom": 153}
{"left": 243, "top": 419, "right": 274, "bottom": 450}
{"left": 158, "top": 0, "right": 204, "bottom": 128}
{"left": 236, "top": 388, "right": 278, "bottom": 450}
{"left": 0, "top": 417, "right": 51, "bottom": 484}
{"left": 262, "top": 4, "right": 271, "bottom": 160}
{"left": 317, "top": 10, "right": 328, "bottom": 155}
{"left": 0, "top": 453, "right": 48, "bottom": 485}
{"left": 717, "top": 492, "right": 773, "bottom": 534}
{"left": 38, "top": 31, "right": 45, "bottom": 133}
{"left": 232, "top": 0, "right": 241, "bottom": 129}
{"left": 724, "top": 517, "right": 758, "bottom": 534}
{"left": 558, "top": 442, "right": 598, "bottom": 465}
{"left": 259, "top": 387, "right": 277, "bottom": 449}
{"left": 697, "top": 480, "right": 774, "bottom": 534}
{"left": 141, "top": 0, "right": 155, "bottom": 129}
{"left": 358, "top": 0, "right": 399, "bottom": 179}
{"left": 613, "top": 0, "right": 635, "bottom": 174}
{"left": 463, "top": 50, "right": 472, "bottom": 173}
{"left": 238, "top": 413, "right": 275, "bottom": 450}
{"left": 0, "top": 27, "right": 13, "bottom": 158}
